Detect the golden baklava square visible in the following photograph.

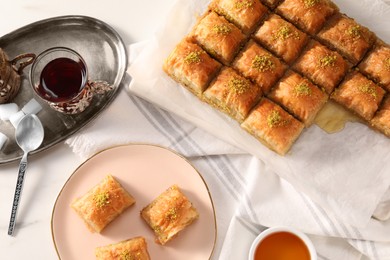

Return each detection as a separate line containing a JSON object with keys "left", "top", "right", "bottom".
{"left": 95, "top": 237, "right": 150, "bottom": 260}
{"left": 331, "top": 71, "right": 385, "bottom": 121}
{"left": 241, "top": 98, "right": 304, "bottom": 155}
{"left": 163, "top": 39, "right": 222, "bottom": 97}
{"left": 317, "top": 14, "right": 375, "bottom": 65}
{"left": 71, "top": 175, "right": 136, "bottom": 233}
{"left": 358, "top": 42, "right": 390, "bottom": 92}
{"left": 203, "top": 67, "right": 262, "bottom": 122}
{"left": 253, "top": 14, "right": 309, "bottom": 64}
{"left": 209, "top": 0, "right": 268, "bottom": 34}
{"left": 190, "top": 11, "right": 246, "bottom": 65}
{"left": 260, "top": 0, "right": 282, "bottom": 9}
{"left": 293, "top": 41, "right": 349, "bottom": 94}
{"left": 371, "top": 95, "right": 390, "bottom": 137}
{"left": 268, "top": 71, "right": 328, "bottom": 126}
{"left": 233, "top": 40, "right": 287, "bottom": 94}
{"left": 276, "top": 0, "right": 339, "bottom": 35}
{"left": 141, "top": 185, "right": 199, "bottom": 245}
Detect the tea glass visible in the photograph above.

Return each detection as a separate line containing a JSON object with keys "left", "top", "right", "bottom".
{"left": 29, "top": 47, "right": 92, "bottom": 114}
{"left": 248, "top": 226, "right": 317, "bottom": 260}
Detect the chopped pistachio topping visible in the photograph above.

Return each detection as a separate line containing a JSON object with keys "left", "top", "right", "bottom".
{"left": 384, "top": 57, "right": 390, "bottom": 71}
{"left": 267, "top": 110, "right": 282, "bottom": 127}
{"left": 359, "top": 84, "right": 378, "bottom": 99}
{"left": 94, "top": 192, "right": 110, "bottom": 208}
{"left": 319, "top": 55, "right": 337, "bottom": 67}
{"left": 213, "top": 24, "right": 232, "bottom": 35}
{"left": 235, "top": 0, "right": 254, "bottom": 9}
{"left": 273, "top": 25, "right": 299, "bottom": 41}
{"left": 346, "top": 25, "right": 361, "bottom": 39}
{"left": 228, "top": 77, "right": 251, "bottom": 94}
{"left": 304, "top": 0, "right": 320, "bottom": 8}
{"left": 184, "top": 51, "right": 203, "bottom": 64}
{"left": 152, "top": 225, "right": 162, "bottom": 235}
{"left": 252, "top": 54, "right": 275, "bottom": 72}
{"left": 294, "top": 82, "right": 312, "bottom": 96}
{"left": 120, "top": 251, "right": 141, "bottom": 260}
{"left": 166, "top": 207, "right": 179, "bottom": 221}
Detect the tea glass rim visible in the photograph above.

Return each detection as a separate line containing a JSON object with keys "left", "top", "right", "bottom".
{"left": 29, "top": 46, "right": 88, "bottom": 104}
{"left": 248, "top": 226, "right": 317, "bottom": 260}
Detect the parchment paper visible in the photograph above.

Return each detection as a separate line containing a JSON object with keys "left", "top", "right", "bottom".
{"left": 128, "top": 0, "right": 390, "bottom": 227}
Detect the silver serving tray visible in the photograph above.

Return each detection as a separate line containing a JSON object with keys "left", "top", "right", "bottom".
{"left": 0, "top": 15, "right": 128, "bottom": 164}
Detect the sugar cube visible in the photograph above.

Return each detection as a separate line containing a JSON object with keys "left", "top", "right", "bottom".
{"left": 22, "top": 98, "right": 42, "bottom": 115}
{"left": 0, "top": 103, "right": 19, "bottom": 121}
{"left": 9, "top": 111, "right": 26, "bottom": 128}
{"left": 0, "top": 132, "right": 8, "bottom": 150}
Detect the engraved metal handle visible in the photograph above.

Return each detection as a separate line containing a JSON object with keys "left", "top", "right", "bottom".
{"left": 8, "top": 153, "right": 28, "bottom": 236}
{"left": 10, "top": 53, "right": 36, "bottom": 74}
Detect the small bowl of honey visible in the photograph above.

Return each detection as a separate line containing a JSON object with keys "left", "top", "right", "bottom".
{"left": 248, "top": 227, "right": 317, "bottom": 260}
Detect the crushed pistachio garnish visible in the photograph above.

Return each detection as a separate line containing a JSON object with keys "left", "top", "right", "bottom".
{"left": 304, "top": 0, "right": 320, "bottom": 8}
{"left": 166, "top": 207, "right": 179, "bottom": 221}
{"left": 252, "top": 54, "right": 275, "bottom": 72}
{"left": 273, "top": 25, "right": 299, "bottom": 41}
{"left": 346, "top": 25, "right": 361, "bottom": 39}
{"left": 228, "top": 77, "right": 251, "bottom": 94}
{"left": 319, "top": 55, "right": 337, "bottom": 67}
{"left": 235, "top": 0, "right": 254, "bottom": 9}
{"left": 94, "top": 192, "right": 110, "bottom": 208}
{"left": 152, "top": 225, "right": 162, "bottom": 235}
{"left": 213, "top": 24, "right": 232, "bottom": 35}
{"left": 120, "top": 251, "right": 141, "bottom": 260}
{"left": 384, "top": 57, "right": 390, "bottom": 71}
{"left": 359, "top": 84, "right": 378, "bottom": 99}
{"left": 184, "top": 51, "right": 203, "bottom": 64}
{"left": 293, "top": 82, "right": 312, "bottom": 96}
{"left": 267, "top": 110, "right": 286, "bottom": 128}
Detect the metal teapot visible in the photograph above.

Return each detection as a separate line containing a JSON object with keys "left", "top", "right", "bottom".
{"left": 0, "top": 48, "right": 35, "bottom": 103}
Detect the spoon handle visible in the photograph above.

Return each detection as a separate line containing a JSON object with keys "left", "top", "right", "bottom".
{"left": 8, "top": 153, "right": 28, "bottom": 236}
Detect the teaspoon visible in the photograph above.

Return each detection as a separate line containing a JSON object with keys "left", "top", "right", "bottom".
{"left": 8, "top": 114, "right": 44, "bottom": 236}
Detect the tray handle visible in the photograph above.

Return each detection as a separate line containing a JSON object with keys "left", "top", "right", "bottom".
{"left": 10, "top": 53, "right": 36, "bottom": 74}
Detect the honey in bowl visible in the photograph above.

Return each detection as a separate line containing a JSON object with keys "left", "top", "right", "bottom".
{"left": 253, "top": 231, "right": 312, "bottom": 260}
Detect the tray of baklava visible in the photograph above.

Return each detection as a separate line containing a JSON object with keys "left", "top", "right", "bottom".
{"left": 163, "top": 0, "right": 390, "bottom": 156}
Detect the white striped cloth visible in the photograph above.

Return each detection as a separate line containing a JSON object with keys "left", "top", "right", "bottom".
{"left": 66, "top": 0, "right": 390, "bottom": 259}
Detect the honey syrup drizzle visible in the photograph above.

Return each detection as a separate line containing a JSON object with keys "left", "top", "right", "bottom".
{"left": 314, "top": 101, "right": 363, "bottom": 134}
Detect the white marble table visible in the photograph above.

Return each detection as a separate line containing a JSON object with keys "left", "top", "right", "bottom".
{"left": 1, "top": 1, "right": 390, "bottom": 260}
{"left": 0, "top": 1, "right": 176, "bottom": 259}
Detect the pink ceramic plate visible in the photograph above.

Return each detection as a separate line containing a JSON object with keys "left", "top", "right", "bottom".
{"left": 51, "top": 144, "right": 216, "bottom": 259}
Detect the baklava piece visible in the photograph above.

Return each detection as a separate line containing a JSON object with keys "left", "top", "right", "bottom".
{"left": 141, "top": 185, "right": 199, "bottom": 245}
{"left": 293, "top": 41, "right": 349, "bottom": 94}
{"left": 268, "top": 71, "right": 328, "bottom": 126}
{"left": 190, "top": 11, "right": 246, "bottom": 65}
{"left": 358, "top": 43, "right": 390, "bottom": 91}
{"left": 209, "top": 0, "right": 268, "bottom": 34}
{"left": 241, "top": 98, "right": 304, "bottom": 155}
{"left": 371, "top": 95, "right": 390, "bottom": 137}
{"left": 71, "top": 175, "right": 135, "bottom": 233}
{"left": 163, "top": 39, "right": 222, "bottom": 97}
{"left": 233, "top": 40, "right": 287, "bottom": 94}
{"left": 331, "top": 71, "right": 385, "bottom": 121}
{"left": 253, "top": 14, "right": 309, "bottom": 64}
{"left": 317, "top": 14, "right": 375, "bottom": 65}
{"left": 203, "top": 67, "right": 262, "bottom": 122}
{"left": 276, "top": 0, "right": 339, "bottom": 35}
{"left": 260, "top": 0, "right": 282, "bottom": 9}
{"left": 95, "top": 237, "right": 150, "bottom": 260}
